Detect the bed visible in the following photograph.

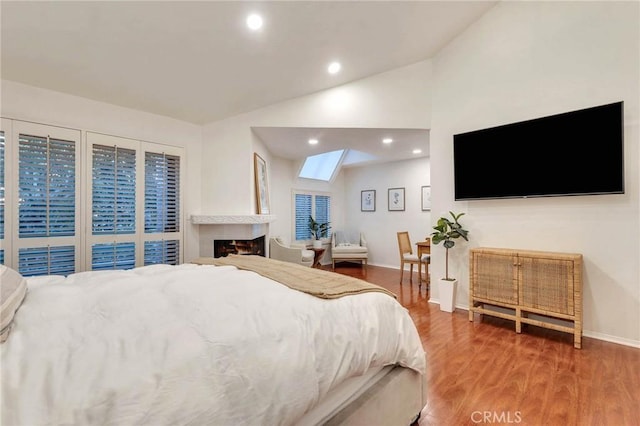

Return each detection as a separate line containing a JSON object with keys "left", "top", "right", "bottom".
{"left": 1, "top": 256, "right": 426, "bottom": 425}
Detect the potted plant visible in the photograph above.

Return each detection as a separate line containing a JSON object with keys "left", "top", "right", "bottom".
{"left": 431, "top": 211, "right": 469, "bottom": 312}
{"left": 308, "top": 215, "right": 331, "bottom": 249}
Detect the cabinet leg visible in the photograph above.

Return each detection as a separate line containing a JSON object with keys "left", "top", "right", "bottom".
{"left": 574, "top": 331, "right": 582, "bottom": 349}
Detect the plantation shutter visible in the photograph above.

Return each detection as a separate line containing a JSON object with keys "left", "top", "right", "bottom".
{"left": 91, "top": 242, "right": 136, "bottom": 271}
{"left": 142, "top": 144, "right": 183, "bottom": 266}
{"left": 144, "top": 240, "right": 179, "bottom": 266}
{"left": 144, "top": 151, "right": 180, "bottom": 233}
{"left": 92, "top": 145, "right": 136, "bottom": 235}
{"left": 3, "top": 122, "right": 184, "bottom": 274}
{"left": 13, "top": 121, "right": 81, "bottom": 276}
{"left": 315, "top": 195, "right": 331, "bottom": 237}
{"left": 18, "top": 245, "right": 76, "bottom": 276}
{"left": 294, "top": 191, "right": 332, "bottom": 242}
{"left": 295, "top": 193, "right": 312, "bottom": 240}
{"left": 86, "top": 133, "right": 140, "bottom": 270}
{"left": 19, "top": 135, "right": 76, "bottom": 237}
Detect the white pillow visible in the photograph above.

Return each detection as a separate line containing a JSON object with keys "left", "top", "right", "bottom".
{"left": 0, "top": 265, "right": 28, "bottom": 343}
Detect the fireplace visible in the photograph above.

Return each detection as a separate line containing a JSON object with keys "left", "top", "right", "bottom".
{"left": 214, "top": 236, "right": 265, "bottom": 258}
{"left": 191, "top": 214, "right": 275, "bottom": 258}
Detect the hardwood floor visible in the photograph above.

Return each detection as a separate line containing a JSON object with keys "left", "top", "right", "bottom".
{"left": 325, "top": 262, "right": 640, "bottom": 426}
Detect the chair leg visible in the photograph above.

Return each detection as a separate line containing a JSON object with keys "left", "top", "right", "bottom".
{"left": 409, "top": 264, "right": 414, "bottom": 284}
{"left": 399, "top": 261, "right": 404, "bottom": 283}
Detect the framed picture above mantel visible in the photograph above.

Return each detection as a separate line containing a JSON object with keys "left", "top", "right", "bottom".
{"left": 254, "top": 153, "right": 270, "bottom": 214}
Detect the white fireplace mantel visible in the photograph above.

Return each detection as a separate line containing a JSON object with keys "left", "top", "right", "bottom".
{"left": 190, "top": 214, "right": 276, "bottom": 225}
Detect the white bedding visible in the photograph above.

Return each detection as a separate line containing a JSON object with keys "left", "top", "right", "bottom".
{"left": 1, "top": 263, "right": 425, "bottom": 426}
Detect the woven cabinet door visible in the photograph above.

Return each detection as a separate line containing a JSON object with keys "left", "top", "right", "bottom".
{"left": 519, "top": 256, "right": 574, "bottom": 315}
{"left": 472, "top": 252, "right": 518, "bottom": 305}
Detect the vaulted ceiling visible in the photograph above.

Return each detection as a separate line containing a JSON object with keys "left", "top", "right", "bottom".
{"left": 1, "top": 1, "right": 497, "bottom": 162}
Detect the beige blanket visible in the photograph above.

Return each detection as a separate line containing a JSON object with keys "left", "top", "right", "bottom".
{"left": 191, "top": 255, "right": 396, "bottom": 300}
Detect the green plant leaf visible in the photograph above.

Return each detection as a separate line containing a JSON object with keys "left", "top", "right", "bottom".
{"left": 431, "top": 211, "right": 470, "bottom": 278}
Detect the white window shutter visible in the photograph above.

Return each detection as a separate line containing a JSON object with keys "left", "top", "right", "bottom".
{"left": 142, "top": 144, "right": 183, "bottom": 266}
{"left": 13, "top": 121, "right": 81, "bottom": 276}
{"left": 86, "top": 133, "right": 140, "bottom": 271}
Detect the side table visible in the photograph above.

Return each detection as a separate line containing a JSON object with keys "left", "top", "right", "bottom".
{"left": 311, "top": 247, "right": 326, "bottom": 268}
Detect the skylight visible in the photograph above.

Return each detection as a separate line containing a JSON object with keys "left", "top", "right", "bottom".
{"left": 298, "top": 149, "right": 345, "bottom": 181}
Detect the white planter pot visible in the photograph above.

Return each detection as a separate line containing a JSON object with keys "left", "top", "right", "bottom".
{"left": 313, "top": 240, "right": 323, "bottom": 249}
{"left": 439, "top": 278, "right": 458, "bottom": 313}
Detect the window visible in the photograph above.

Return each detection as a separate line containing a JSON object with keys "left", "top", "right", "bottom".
{"left": 87, "top": 133, "right": 139, "bottom": 271}
{"left": 18, "top": 245, "right": 75, "bottom": 276}
{"left": 92, "top": 144, "right": 136, "bottom": 236}
{"left": 86, "top": 134, "right": 184, "bottom": 271}
{"left": 14, "top": 121, "right": 81, "bottom": 276}
{"left": 19, "top": 135, "right": 76, "bottom": 238}
{"left": 143, "top": 148, "right": 181, "bottom": 266}
{"left": 297, "top": 149, "right": 377, "bottom": 182}
{"left": 294, "top": 191, "right": 331, "bottom": 241}
{"left": 91, "top": 242, "right": 136, "bottom": 271}
{"left": 0, "top": 121, "right": 184, "bottom": 276}
{"left": 144, "top": 240, "right": 179, "bottom": 266}
{"left": 298, "top": 149, "right": 345, "bottom": 182}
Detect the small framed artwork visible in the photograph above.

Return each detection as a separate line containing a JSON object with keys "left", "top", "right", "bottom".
{"left": 361, "top": 190, "right": 376, "bottom": 212}
{"left": 421, "top": 186, "right": 431, "bottom": 211}
{"left": 388, "top": 187, "right": 405, "bottom": 211}
{"left": 254, "top": 153, "right": 270, "bottom": 214}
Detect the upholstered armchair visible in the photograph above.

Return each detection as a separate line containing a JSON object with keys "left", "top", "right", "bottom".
{"left": 269, "top": 237, "right": 315, "bottom": 267}
{"left": 331, "top": 231, "right": 368, "bottom": 270}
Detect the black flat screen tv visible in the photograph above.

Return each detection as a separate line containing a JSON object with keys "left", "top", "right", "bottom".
{"left": 453, "top": 101, "right": 624, "bottom": 200}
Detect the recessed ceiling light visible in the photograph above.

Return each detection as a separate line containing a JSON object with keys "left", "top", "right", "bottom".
{"left": 383, "top": 138, "right": 393, "bottom": 144}
{"left": 413, "top": 149, "right": 422, "bottom": 154}
{"left": 327, "top": 62, "right": 341, "bottom": 75}
{"left": 246, "top": 14, "right": 263, "bottom": 30}
{"left": 308, "top": 138, "right": 319, "bottom": 145}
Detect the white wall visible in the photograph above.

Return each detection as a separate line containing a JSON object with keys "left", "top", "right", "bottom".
{"left": 1, "top": 80, "right": 203, "bottom": 262}
{"left": 429, "top": 1, "right": 639, "bottom": 345}
{"left": 199, "top": 59, "right": 434, "bottom": 218}
{"left": 268, "top": 155, "right": 430, "bottom": 270}
{"left": 343, "top": 158, "right": 431, "bottom": 269}
{"left": 268, "top": 155, "right": 347, "bottom": 243}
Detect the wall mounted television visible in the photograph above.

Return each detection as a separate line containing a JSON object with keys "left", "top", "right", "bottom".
{"left": 453, "top": 101, "right": 624, "bottom": 200}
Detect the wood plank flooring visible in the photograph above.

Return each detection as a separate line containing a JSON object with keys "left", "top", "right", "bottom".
{"left": 325, "top": 262, "right": 640, "bottom": 426}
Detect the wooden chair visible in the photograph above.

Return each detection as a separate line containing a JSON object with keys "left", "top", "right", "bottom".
{"left": 397, "top": 231, "right": 429, "bottom": 285}
{"left": 415, "top": 238, "right": 431, "bottom": 287}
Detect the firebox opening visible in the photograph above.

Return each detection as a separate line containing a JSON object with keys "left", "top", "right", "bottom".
{"left": 214, "top": 236, "right": 265, "bottom": 258}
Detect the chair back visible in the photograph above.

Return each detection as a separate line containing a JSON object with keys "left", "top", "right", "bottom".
{"left": 333, "top": 231, "right": 366, "bottom": 248}
{"left": 397, "top": 231, "right": 413, "bottom": 257}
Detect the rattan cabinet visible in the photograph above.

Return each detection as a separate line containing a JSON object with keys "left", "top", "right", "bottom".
{"left": 469, "top": 247, "right": 583, "bottom": 348}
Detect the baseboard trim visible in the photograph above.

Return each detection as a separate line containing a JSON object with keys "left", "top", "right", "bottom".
{"left": 583, "top": 330, "right": 640, "bottom": 349}
{"left": 431, "top": 302, "right": 640, "bottom": 350}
